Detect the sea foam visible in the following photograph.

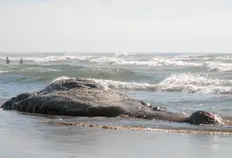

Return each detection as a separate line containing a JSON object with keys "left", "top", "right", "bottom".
{"left": 90, "top": 57, "right": 201, "bottom": 67}
{"left": 2, "top": 54, "right": 232, "bottom": 72}
{"left": 0, "top": 55, "right": 92, "bottom": 63}
{"left": 89, "top": 74, "right": 232, "bottom": 94}
{"left": 51, "top": 73, "right": 232, "bottom": 94}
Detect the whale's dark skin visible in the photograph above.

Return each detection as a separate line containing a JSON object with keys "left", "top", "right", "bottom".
{"left": 0, "top": 78, "right": 221, "bottom": 125}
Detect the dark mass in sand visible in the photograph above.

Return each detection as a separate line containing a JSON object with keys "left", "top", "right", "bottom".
{"left": 1, "top": 78, "right": 221, "bottom": 125}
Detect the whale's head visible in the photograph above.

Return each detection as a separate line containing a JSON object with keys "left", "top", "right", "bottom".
{"left": 1, "top": 92, "right": 34, "bottom": 110}
{"left": 184, "top": 111, "right": 222, "bottom": 125}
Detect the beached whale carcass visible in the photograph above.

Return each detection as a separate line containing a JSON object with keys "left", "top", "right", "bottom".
{"left": 1, "top": 77, "right": 222, "bottom": 125}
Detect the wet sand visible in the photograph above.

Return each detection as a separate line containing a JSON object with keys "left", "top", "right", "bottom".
{"left": 0, "top": 110, "right": 231, "bottom": 158}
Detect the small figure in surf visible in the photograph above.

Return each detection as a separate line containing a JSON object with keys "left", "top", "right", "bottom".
{"left": 19, "top": 58, "right": 23, "bottom": 64}
{"left": 6, "top": 57, "right": 10, "bottom": 64}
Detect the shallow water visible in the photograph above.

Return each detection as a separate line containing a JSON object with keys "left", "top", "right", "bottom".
{"left": 1, "top": 52, "right": 232, "bottom": 157}
{"left": 0, "top": 110, "right": 232, "bottom": 158}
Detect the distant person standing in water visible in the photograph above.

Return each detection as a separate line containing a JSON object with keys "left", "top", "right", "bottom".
{"left": 6, "top": 57, "right": 10, "bottom": 64}
{"left": 19, "top": 58, "right": 23, "bottom": 64}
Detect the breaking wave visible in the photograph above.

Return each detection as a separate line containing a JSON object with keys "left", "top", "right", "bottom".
{"left": 52, "top": 74, "right": 232, "bottom": 94}
{"left": 89, "top": 57, "right": 202, "bottom": 67}
{"left": 0, "top": 70, "right": 8, "bottom": 74}
{"left": 89, "top": 57, "right": 232, "bottom": 71}
{"left": 0, "top": 55, "right": 93, "bottom": 63}
{"left": 206, "top": 62, "right": 232, "bottom": 72}
{"left": 2, "top": 54, "right": 232, "bottom": 72}
{"left": 114, "top": 52, "right": 135, "bottom": 57}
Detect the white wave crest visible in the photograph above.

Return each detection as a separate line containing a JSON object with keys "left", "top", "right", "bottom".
{"left": 89, "top": 56, "right": 232, "bottom": 71}
{"left": 50, "top": 76, "right": 157, "bottom": 90}
{"left": 0, "top": 70, "right": 8, "bottom": 74}
{"left": 51, "top": 76, "right": 74, "bottom": 83}
{"left": 3, "top": 55, "right": 232, "bottom": 72}
{"left": 150, "top": 57, "right": 201, "bottom": 67}
{"left": 90, "top": 57, "right": 151, "bottom": 66}
{"left": 173, "top": 55, "right": 212, "bottom": 62}
{"left": 0, "top": 56, "right": 93, "bottom": 63}
{"left": 89, "top": 74, "right": 232, "bottom": 94}
{"left": 173, "top": 55, "right": 232, "bottom": 62}
{"left": 90, "top": 57, "right": 201, "bottom": 67}
{"left": 206, "top": 62, "right": 232, "bottom": 72}
{"left": 29, "top": 55, "right": 93, "bottom": 63}
{"left": 88, "top": 78, "right": 157, "bottom": 90}
{"left": 50, "top": 74, "right": 232, "bottom": 94}
{"left": 158, "top": 73, "right": 232, "bottom": 86}
{"left": 23, "top": 67, "right": 61, "bottom": 72}
{"left": 114, "top": 52, "right": 135, "bottom": 57}
{"left": 156, "top": 73, "right": 232, "bottom": 94}
{"left": 215, "top": 56, "right": 232, "bottom": 61}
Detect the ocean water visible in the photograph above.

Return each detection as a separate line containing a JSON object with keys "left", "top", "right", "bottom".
{"left": 1, "top": 52, "right": 232, "bottom": 157}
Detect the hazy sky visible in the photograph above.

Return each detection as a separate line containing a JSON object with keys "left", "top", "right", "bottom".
{"left": 0, "top": 0, "right": 232, "bottom": 53}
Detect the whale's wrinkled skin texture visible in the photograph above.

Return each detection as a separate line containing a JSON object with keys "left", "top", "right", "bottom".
{"left": 2, "top": 92, "right": 34, "bottom": 110}
{"left": 0, "top": 78, "right": 222, "bottom": 125}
